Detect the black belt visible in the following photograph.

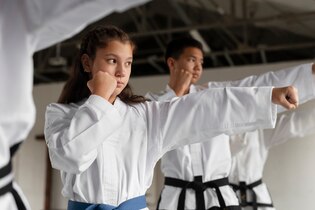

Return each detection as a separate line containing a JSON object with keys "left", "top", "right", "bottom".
{"left": 0, "top": 181, "right": 27, "bottom": 210}
{"left": 0, "top": 142, "right": 21, "bottom": 180}
{"left": 0, "top": 159, "right": 13, "bottom": 197}
{"left": 10, "top": 143, "right": 21, "bottom": 158}
{"left": 231, "top": 179, "right": 273, "bottom": 210}
{"left": 0, "top": 142, "right": 16, "bottom": 195}
{"left": 0, "top": 142, "right": 26, "bottom": 209}
{"left": 160, "top": 176, "right": 239, "bottom": 210}
{"left": 0, "top": 160, "right": 12, "bottom": 180}
{"left": 0, "top": 181, "right": 13, "bottom": 196}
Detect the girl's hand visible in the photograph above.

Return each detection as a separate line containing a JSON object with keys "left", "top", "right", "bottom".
{"left": 87, "top": 71, "right": 117, "bottom": 101}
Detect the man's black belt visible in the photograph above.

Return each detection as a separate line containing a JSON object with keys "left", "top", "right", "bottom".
{"left": 0, "top": 144, "right": 15, "bottom": 196}
{"left": 0, "top": 142, "right": 27, "bottom": 210}
{"left": 0, "top": 160, "right": 12, "bottom": 180}
{"left": 162, "top": 176, "right": 239, "bottom": 210}
{"left": 0, "top": 181, "right": 13, "bottom": 196}
{"left": 0, "top": 142, "right": 21, "bottom": 180}
{"left": 0, "top": 181, "right": 26, "bottom": 210}
{"left": 0, "top": 155, "right": 13, "bottom": 197}
{"left": 231, "top": 179, "right": 273, "bottom": 210}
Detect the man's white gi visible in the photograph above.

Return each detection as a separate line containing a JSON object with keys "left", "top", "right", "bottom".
{"left": 146, "top": 63, "right": 315, "bottom": 209}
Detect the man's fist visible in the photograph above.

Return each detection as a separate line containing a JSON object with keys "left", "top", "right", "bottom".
{"left": 169, "top": 68, "right": 193, "bottom": 96}
{"left": 272, "top": 86, "right": 298, "bottom": 110}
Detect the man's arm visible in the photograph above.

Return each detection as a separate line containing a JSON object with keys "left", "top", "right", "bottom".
{"left": 207, "top": 63, "right": 314, "bottom": 112}
{"left": 263, "top": 99, "right": 315, "bottom": 148}
{"left": 25, "top": 0, "right": 151, "bottom": 51}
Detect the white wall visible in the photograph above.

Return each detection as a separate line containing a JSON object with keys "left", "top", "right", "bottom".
{"left": 13, "top": 59, "right": 315, "bottom": 209}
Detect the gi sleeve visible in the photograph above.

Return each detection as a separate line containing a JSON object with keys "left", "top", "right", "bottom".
{"left": 21, "top": 0, "right": 151, "bottom": 51}
{"left": 145, "top": 86, "right": 177, "bottom": 102}
{"left": 207, "top": 63, "right": 315, "bottom": 112}
{"left": 144, "top": 86, "right": 277, "bottom": 154}
{"left": 262, "top": 99, "right": 315, "bottom": 149}
{"left": 44, "top": 95, "right": 122, "bottom": 174}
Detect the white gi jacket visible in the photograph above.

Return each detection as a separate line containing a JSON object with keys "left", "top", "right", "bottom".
{"left": 146, "top": 63, "right": 315, "bottom": 209}
{"left": 147, "top": 85, "right": 241, "bottom": 209}
{"left": 0, "top": 0, "right": 150, "bottom": 209}
{"left": 229, "top": 103, "right": 315, "bottom": 210}
{"left": 45, "top": 87, "right": 277, "bottom": 209}
{"left": 206, "top": 64, "right": 315, "bottom": 210}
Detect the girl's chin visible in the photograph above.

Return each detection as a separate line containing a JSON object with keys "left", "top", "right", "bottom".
{"left": 115, "top": 89, "right": 123, "bottom": 96}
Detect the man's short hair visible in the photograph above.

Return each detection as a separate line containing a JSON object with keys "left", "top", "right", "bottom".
{"left": 165, "top": 37, "right": 204, "bottom": 62}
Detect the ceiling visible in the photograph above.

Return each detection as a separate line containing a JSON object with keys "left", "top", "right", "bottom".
{"left": 33, "top": 0, "right": 315, "bottom": 84}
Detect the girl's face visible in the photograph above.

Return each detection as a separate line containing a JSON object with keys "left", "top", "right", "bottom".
{"left": 89, "top": 40, "right": 133, "bottom": 96}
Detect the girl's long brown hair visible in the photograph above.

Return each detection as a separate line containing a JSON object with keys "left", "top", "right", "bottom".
{"left": 58, "top": 25, "right": 146, "bottom": 104}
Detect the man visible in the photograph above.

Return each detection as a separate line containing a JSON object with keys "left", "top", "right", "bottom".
{"left": 228, "top": 102, "right": 315, "bottom": 210}
{"left": 0, "top": 0, "right": 150, "bottom": 209}
{"left": 146, "top": 37, "right": 315, "bottom": 209}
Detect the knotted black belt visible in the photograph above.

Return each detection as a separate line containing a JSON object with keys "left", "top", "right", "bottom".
{"left": 231, "top": 179, "right": 273, "bottom": 210}
{"left": 0, "top": 160, "right": 13, "bottom": 196}
{"left": 0, "top": 142, "right": 20, "bottom": 182}
{"left": 0, "top": 142, "right": 26, "bottom": 210}
{"left": 161, "top": 176, "right": 240, "bottom": 210}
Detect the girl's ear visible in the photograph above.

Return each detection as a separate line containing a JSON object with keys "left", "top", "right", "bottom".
{"left": 81, "top": 54, "right": 91, "bottom": 72}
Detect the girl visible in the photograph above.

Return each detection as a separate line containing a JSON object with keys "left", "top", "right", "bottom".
{"left": 0, "top": 0, "right": 149, "bottom": 209}
{"left": 44, "top": 25, "right": 298, "bottom": 210}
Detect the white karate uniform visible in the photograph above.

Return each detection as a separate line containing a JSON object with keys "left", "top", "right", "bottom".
{"left": 229, "top": 103, "right": 315, "bottom": 210}
{"left": 45, "top": 87, "right": 277, "bottom": 209}
{"left": 0, "top": 0, "right": 150, "bottom": 209}
{"left": 147, "top": 85, "right": 241, "bottom": 209}
{"left": 206, "top": 63, "right": 315, "bottom": 210}
{"left": 205, "top": 63, "right": 315, "bottom": 210}
{"left": 146, "top": 63, "right": 315, "bottom": 209}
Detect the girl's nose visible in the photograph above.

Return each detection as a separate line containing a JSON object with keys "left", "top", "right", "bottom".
{"left": 115, "top": 65, "right": 126, "bottom": 77}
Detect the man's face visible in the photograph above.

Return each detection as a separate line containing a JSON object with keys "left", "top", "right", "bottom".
{"left": 173, "top": 47, "right": 204, "bottom": 84}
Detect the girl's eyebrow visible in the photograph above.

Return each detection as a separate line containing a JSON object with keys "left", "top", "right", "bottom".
{"left": 104, "top": 54, "right": 133, "bottom": 61}
{"left": 104, "top": 53, "right": 118, "bottom": 57}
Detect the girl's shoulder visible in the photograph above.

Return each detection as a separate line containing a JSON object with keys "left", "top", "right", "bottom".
{"left": 46, "top": 100, "right": 83, "bottom": 117}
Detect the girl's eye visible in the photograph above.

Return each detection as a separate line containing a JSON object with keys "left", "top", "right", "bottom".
{"left": 107, "top": 59, "right": 116, "bottom": 64}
